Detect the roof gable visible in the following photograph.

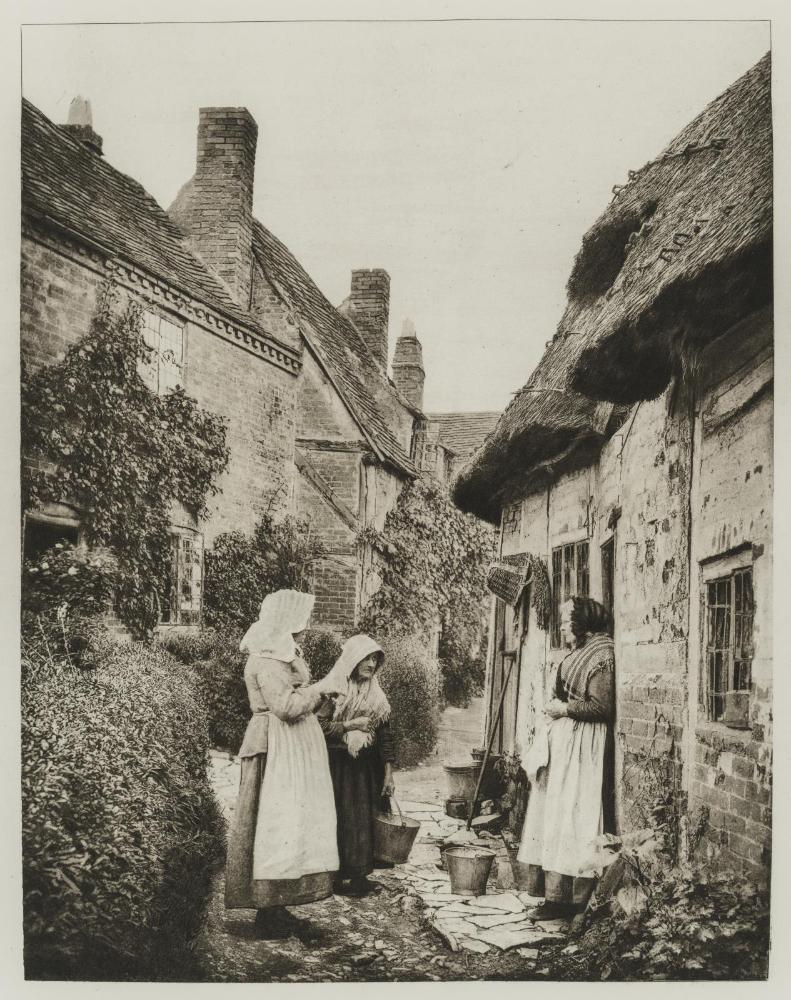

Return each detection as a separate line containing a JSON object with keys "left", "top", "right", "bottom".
{"left": 21, "top": 98, "right": 283, "bottom": 346}
{"left": 252, "top": 221, "right": 416, "bottom": 477}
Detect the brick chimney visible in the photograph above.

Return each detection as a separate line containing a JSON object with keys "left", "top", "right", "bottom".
{"left": 392, "top": 318, "right": 425, "bottom": 412}
{"left": 347, "top": 269, "right": 390, "bottom": 369}
{"left": 62, "top": 95, "right": 103, "bottom": 156}
{"left": 169, "top": 107, "right": 258, "bottom": 307}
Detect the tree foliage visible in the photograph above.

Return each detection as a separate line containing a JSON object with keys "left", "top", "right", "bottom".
{"left": 202, "top": 511, "right": 324, "bottom": 634}
{"left": 359, "top": 476, "right": 494, "bottom": 705}
{"left": 21, "top": 284, "right": 229, "bottom": 637}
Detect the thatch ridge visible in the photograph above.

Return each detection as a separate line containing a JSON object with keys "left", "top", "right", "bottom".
{"left": 569, "top": 52, "right": 771, "bottom": 403}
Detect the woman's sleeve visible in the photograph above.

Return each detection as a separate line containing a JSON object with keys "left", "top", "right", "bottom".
{"left": 376, "top": 721, "right": 396, "bottom": 765}
{"left": 566, "top": 659, "right": 615, "bottom": 723}
{"left": 255, "top": 661, "right": 324, "bottom": 722}
{"left": 316, "top": 702, "right": 346, "bottom": 738}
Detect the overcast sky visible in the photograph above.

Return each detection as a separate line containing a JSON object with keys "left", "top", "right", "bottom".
{"left": 22, "top": 19, "right": 769, "bottom": 413}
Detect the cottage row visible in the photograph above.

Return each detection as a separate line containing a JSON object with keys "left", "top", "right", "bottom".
{"left": 21, "top": 96, "right": 497, "bottom": 631}
{"left": 452, "top": 54, "right": 773, "bottom": 877}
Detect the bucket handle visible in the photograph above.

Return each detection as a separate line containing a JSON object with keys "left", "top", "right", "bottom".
{"left": 388, "top": 796, "right": 407, "bottom": 828}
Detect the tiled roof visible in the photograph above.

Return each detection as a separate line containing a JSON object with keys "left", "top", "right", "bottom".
{"left": 427, "top": 411, "right": 501, "bottom": 459}
{"left": 21, "top": 98, "right": 274, "bottom": 339}
{"left": 252, "top": 221, "right": 417, "bottom": 477}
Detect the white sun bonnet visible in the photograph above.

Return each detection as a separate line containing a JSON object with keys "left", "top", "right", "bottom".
{"left": 239, "top": 589, "right": 315, "bottom": 662}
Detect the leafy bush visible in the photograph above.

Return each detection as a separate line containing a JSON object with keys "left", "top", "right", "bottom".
{"left": 203, "top": 512, "right": 324, "bottom": 634}
{"left": 302, "top": 627, "right": 343, "bottom": 682}
{"left": 553, "top": 853, "right": 770, "bottom": 981}
{"left": 156, "top": 629, "right": 248, "bottom": 754}
{"left": 156, "top": 627, "right": 222, "bottom": 665}
{"left": 378, "top": 635, "right": 441, "bottom": 768}
{"left": 438, "top": 623, "right": 486, "bottom": 708}
{"left": 22, "top": 543, "right": 122, "bottom": 620}
{"left": 22, "top": 284, "right": 229, "bottom": 638}
{"left": 22, "top": 631, "right": 225, "bottom": 980}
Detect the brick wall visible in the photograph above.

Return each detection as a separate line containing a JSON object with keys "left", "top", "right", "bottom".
{"left": 348, "top": 269, "right": 390, "bottom": 369}
{"left": 21, "top": 233, "right": 104, "bottom": 374}
{"left": 169, "top": 108, "right": 257, "bottom": 306}
{"left": 311, "top": 557, "right": 358, "bottom": 629}
{"left": 496, "top": 311, "right": 772, "bottom": 874}
{"left": 21, "top": 230, "right": 298, "bottom": 549}
{"left": 685, "top": 308, "right": 773, "bottom": 875}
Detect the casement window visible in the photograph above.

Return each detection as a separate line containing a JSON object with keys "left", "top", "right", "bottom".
{"left": 159, "top": 531, "right": 203, "bottom": 626}
{"left": 550, "top": 540, "right": 590, "bottom": 647}
{"left": 139, "top": 311, "right": 184, "bottom": 394}
{"left": 705, "top": 567, "right": 754, "bottom": 723}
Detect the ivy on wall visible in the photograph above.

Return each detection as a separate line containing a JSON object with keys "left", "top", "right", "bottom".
{"left": 358, "top": 476, "right": 495, "bottom": 701}
{"left": 22, "top": 283, "right": 229, "bottom": 637}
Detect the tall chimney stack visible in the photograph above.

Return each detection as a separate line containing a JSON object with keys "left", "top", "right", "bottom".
{"left": 392, "top": 318, "right": 425, "bottom": 412}
{"left": 62, "top": 95, "right": 103, "bottom": 156}
{"left": 169, "top": 107, "right": 258, "bottom": 307}
{"left": 347, "top": 269, "right": 390, "bottom": 369}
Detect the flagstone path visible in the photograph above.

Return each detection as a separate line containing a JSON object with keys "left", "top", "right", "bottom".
{"left": 208, "top": 750, "right": 568, "bottom": 962}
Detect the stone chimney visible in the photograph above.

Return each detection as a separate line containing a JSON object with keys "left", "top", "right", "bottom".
{"left": 392, "top": 318, "right": 425, "bottom": 412}
{"left": 169, "top": 107, "right": 258, "bottom": 307}
{"left": 62, "top": 95, "right": 103, "bottom": 156}
{"left": 347, "top": 269, "right": 390, "bottom": 369}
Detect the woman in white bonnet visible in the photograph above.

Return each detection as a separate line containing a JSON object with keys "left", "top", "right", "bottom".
{"left": 224, "top": 589, "right": 351, "bottom": 939}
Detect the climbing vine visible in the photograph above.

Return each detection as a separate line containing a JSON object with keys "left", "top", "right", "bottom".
{"left": 358, "top": 476, "right": 494, "bottom": 701}
{"left": 22, "top": 283, "right": 229, "bottom": 637}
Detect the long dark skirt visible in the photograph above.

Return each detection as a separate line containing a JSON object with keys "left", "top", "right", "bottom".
{"left": 327, "top": 746, "right": 385, "bottom": 879}
{"left": 225, "top": 752, "right": 334, "bottom": 909}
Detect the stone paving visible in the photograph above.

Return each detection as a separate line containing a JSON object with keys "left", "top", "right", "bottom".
{"left": 209, "top": 751, "right": 567, "bottom": 958}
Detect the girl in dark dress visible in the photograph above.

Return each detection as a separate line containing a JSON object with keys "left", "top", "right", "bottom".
{"left": 318, "top": 635, "right": 396, "bottom": 898}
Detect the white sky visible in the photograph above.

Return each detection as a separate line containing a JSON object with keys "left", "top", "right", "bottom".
{"left": 21, "top": 19, "right": 769, "bottom": 412}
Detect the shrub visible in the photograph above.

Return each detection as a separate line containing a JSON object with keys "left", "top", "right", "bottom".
{"left": 22, "top": 631, "right": 225, "bottom": 980}
{"left": 551, "top": 856, "right": 770, "bottom": 981}
{"left": 22, "top": 543, "right": 123, "bottom": 621}
{"left": 438, "top": 624, "right": 487, "bottom": 708}
{"left": 203, "top": 512, "right": 323, "bottom": 634}
{"left": 156, "top": 629, "right": 248, "bottom": 754}
{"left": 378, "top": 636, "right": 441, "bottom": 768}
{"left": 302, "top": 627, "right": 343, "bottom": 682}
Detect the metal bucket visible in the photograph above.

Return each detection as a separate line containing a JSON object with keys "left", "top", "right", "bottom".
{"left": 373, "top": 799, "right": 420, "bottom": 865}
{"left": 444, "top": 846, "right": 497, "bottom": 896}
{"left": 443, "top": 762, "right": 482, "bottom": 800}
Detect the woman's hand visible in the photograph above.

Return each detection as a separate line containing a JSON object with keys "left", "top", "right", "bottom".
{"left": 544, "top": 698, "right": 568, "bottom": 719}
{"left": 344, "top": 716, "right": 373, "bottom": 734}
{"left": 382, "top": 764, "right": 395, "bottom": 798}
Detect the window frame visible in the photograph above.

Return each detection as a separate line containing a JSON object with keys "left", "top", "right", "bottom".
{"left": 703, "top": 564, "right": 755, "bottom": 724}
{"left": 159, "top": 528, "right": 204, "bottom": 627}
{"left": 550, "top": 538, "right": 590, "bottom": 648}
{"left": 139, "top": 309, "right": 185, "bottom": 396}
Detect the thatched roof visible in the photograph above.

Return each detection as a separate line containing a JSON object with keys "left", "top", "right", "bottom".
{"left": 451, "top": 327, "right": 628, "bottom": 522}
{"left": 570, "top": 52, "right": 772, "bottom": 403}
{"left": 453, "top": 53, "right": 770, "bottom": 524}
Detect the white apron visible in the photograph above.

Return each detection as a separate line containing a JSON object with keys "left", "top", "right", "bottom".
{"left": 517, "top": 716, "right": 607, "bottom": 878}
{"left": 252, "top": 712, "right": 339, "bottom": 880}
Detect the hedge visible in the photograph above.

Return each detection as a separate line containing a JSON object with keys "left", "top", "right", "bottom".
{"left": 378, "top": 635, "right": 441, "bottom": 769}
{"left": 22, "top": 629, "right": 225, "bottom": 980}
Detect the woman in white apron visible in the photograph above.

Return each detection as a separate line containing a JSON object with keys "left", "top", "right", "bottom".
{"left": 224, "top": 589, "right": 351, "bottom": 938}
{"left": 517, "top": 596, "right": 616, "bottom": 921}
